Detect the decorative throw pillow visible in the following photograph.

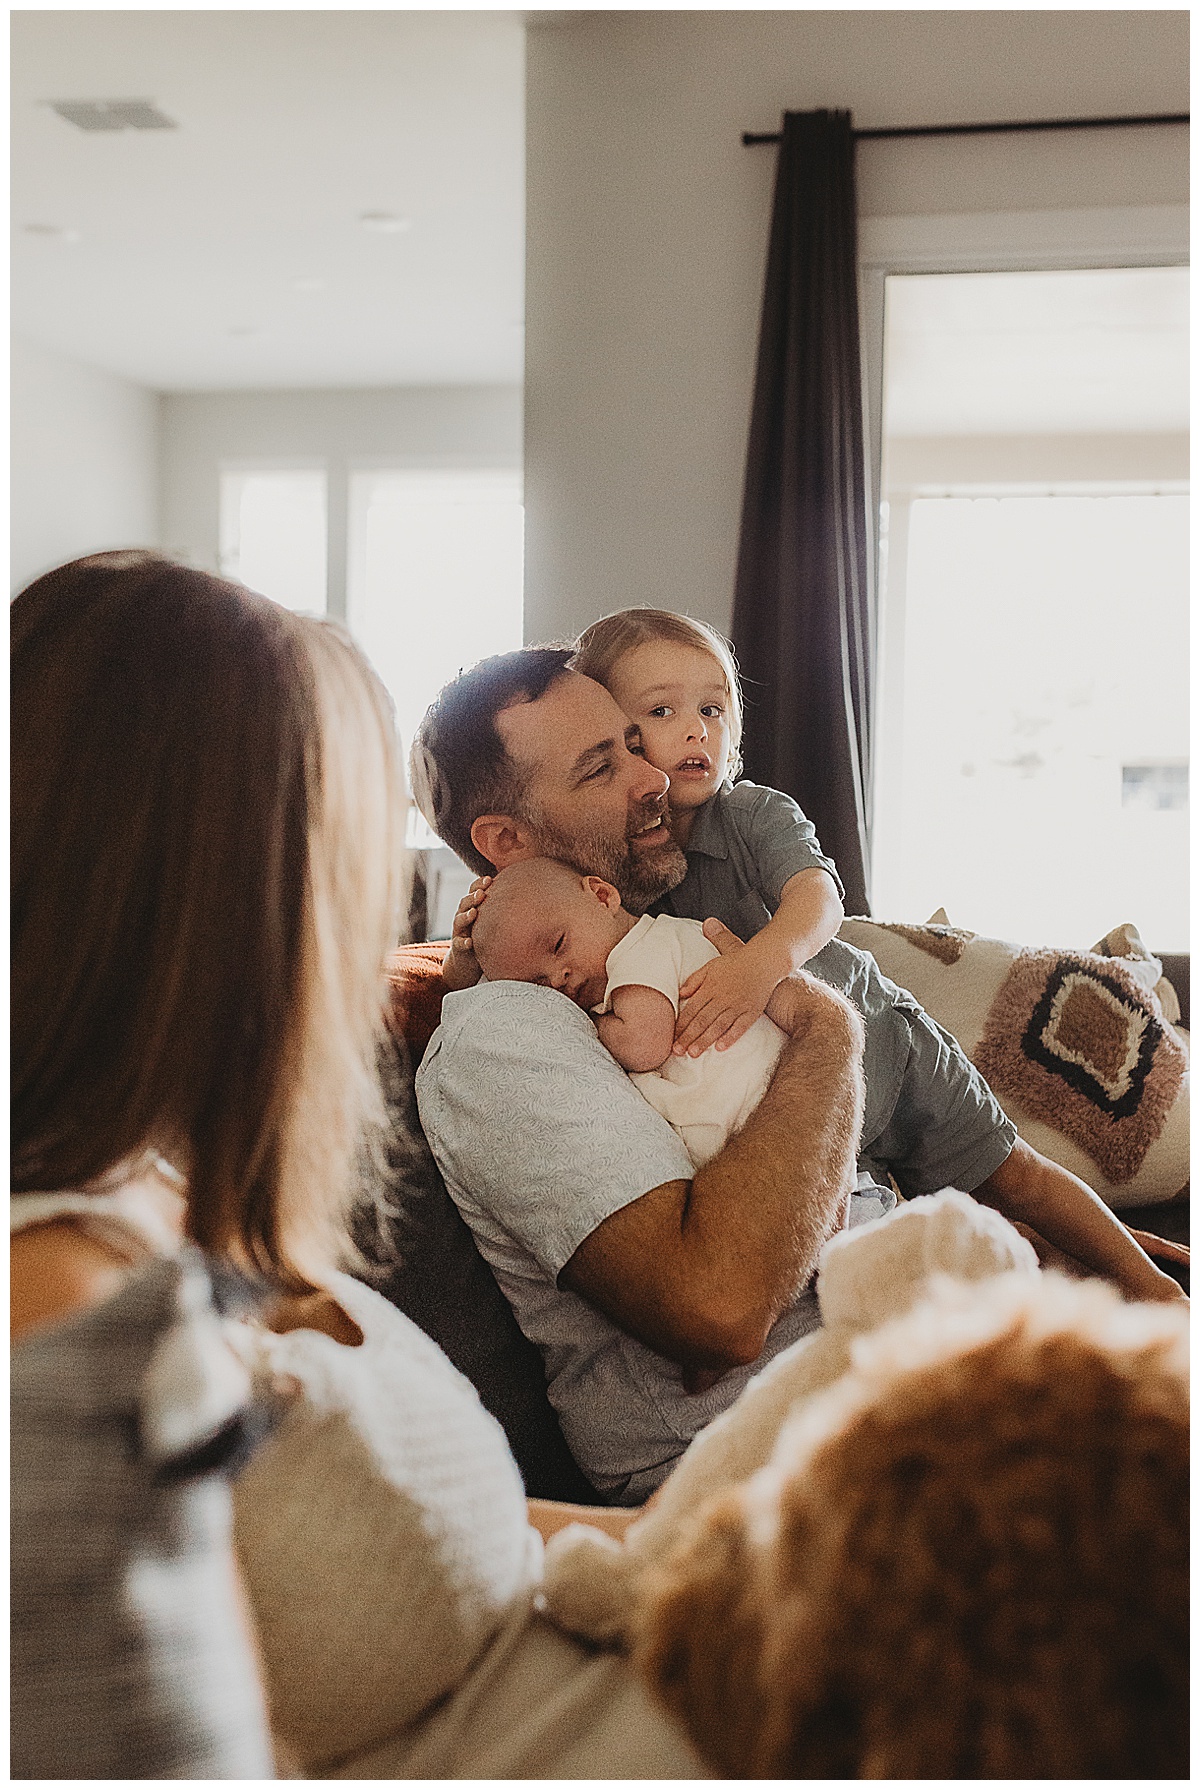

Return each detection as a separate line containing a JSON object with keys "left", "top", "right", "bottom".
{"left": 838, "top": 916, "right": 1189, "bottom": 1209}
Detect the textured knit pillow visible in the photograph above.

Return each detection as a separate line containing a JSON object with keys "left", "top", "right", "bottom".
{"left": 838, "top": 916, "right": 1189, "bottom": 1209}
{"left": 231, "top": 1273, "right": 540, "bottom": 1771}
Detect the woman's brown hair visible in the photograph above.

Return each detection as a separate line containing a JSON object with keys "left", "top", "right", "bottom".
{"left": 573, "top": 607, "right": 745, "bottom": 780}
{"left": 12, "top": 551, "right": 405, "bottom": 1288}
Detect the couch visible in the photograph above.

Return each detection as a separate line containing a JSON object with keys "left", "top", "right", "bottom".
{"left": 360, "top": 932, "right": 1189, "bottom": 1504}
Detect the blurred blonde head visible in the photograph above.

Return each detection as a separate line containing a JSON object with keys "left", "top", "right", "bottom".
{"left": 11, "top": 550, "right": 406, "bottom": 1289}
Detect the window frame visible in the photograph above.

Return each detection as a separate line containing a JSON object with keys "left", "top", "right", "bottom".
{"left": 858, "top": 204, "right": 1189, "bottom": 887}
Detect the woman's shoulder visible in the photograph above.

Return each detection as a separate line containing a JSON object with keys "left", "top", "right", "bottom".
{"left": 10, "top": 1179, "right": 187, "bottom": 1343}
{"left": 14, "top": 1242, "right": 270, "bottom": 1493}
{"left": 10, "top": 1220, "right": 134, "bottom": 1343}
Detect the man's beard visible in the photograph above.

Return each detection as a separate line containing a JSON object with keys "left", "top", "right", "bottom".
{"left": 524, "top": 795, "right": 687, "bottom": 914}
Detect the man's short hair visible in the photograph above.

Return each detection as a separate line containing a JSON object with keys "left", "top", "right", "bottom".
{"left": 410, "top": 646, "right": 575, "bottom": 874}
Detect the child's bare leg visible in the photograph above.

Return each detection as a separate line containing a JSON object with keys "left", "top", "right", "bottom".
{"left": 974, "top": 1137, "right": 1185, "bottom": 1303}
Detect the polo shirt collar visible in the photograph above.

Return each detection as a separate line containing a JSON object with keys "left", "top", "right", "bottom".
{"left": 681, "top": 781, "right": 735, "bottom": 859}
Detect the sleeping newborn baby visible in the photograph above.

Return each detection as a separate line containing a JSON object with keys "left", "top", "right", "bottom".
{"left": 470, "top": 857, "right": 785, "bottom": 1167}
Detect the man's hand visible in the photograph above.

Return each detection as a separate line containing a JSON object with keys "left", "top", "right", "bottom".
{"left": 442, "top": 875, "right": 491, "bottom": 991}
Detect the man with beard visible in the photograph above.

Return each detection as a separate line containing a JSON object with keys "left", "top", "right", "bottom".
{"left": 411, "top": 647, "right": 690, "bottom": 921}
{"left": 409, "top": 647, "right": 876, "bottom": 1505}
{"left": 409, "top": 646, "right": 1181, "bottom": 1505}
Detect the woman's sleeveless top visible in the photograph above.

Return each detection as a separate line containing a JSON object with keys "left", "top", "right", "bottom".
{"left": 10, "top": 1191, "right": 276, "bottom": 1779}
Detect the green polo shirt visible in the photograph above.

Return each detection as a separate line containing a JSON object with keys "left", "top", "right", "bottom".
{"left": 653, "top": 780, "right": 1015, "bottom": 1193}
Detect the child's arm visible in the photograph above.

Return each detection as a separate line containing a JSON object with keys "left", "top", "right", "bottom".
{"left": 975, "top": 1138, "right": 1187, "bottom": 1304}
{"left": 441, "top": 875, "right": 492, "bottom": 991}
{"left": 596, "top": 984, "right": 678, "bottom": 1074}
{"left": 673, "top": 867, "right": 844, "bottom": 1057}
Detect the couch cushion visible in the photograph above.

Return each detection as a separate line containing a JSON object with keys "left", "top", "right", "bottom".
{"left": 839, "top": 917, "right": 1189, "bottom": 1210}
{"left": 386, "top": 942, "right": 450, "bottom": 1067}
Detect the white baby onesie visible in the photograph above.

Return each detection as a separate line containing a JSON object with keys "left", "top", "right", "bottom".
{"left": 598, "top": 913, "right": 786, "bottom": 1168}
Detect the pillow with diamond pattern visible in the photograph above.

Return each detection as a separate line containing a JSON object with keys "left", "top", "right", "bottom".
{"left": 838, "top": 915, "right": 1188, "bottom": 1209}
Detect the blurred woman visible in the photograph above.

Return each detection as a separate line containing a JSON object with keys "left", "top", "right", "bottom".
{"left": 10, "top": 551, "right": 701, "bottom": 1780}
{"left": 11, "top": 550, "right": 404, "bottom": 1776}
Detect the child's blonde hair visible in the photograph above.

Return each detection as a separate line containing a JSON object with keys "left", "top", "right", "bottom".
{"left": 573, "top": 608, "right": 744, "bottom": 781}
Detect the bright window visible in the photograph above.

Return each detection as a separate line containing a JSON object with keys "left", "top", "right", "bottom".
{"left": 346, "top": 467, "right": 525, "bottom": 842}
{"left": 873, "top": 266, "right": 1188, "bottom": 950}
{"left": 218, "top": 468, "right": 328, "bottom": 614}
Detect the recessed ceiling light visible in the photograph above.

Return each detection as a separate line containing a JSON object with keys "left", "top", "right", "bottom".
{"left": 23, "top": 222, "right": 80, "bottom": 243}
{"left": 47, "top": 99, "right": 177, "bottom": 132}
{"left": 227, "top": 324, "right": 262, "bottom": 338}
{"left": 359, "top": 211, "right": 412, "bottom": 234}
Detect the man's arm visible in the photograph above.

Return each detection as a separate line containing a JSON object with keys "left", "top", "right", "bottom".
{"left": 561, "top": 929, "right": 866, "bottom": 1373}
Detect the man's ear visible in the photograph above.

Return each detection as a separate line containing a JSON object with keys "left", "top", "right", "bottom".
{"left": 583, "top": 874, "right": 623, "bottom": 912}
{"left": 470, "top": 814, "right": 538, "bottom": 872}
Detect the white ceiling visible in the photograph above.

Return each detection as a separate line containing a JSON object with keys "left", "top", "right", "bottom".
{"left": 884, "top": 267, "right": 1190, "bottom": 436}
{"left": 11, "top": 10, "right": 527, "bottom": 392}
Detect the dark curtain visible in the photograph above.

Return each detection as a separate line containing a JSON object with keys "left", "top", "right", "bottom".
{"left": 731, "top": 109, "right": 874, "bottom": 916}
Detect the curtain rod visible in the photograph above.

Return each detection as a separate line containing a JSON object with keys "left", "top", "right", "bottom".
{"left": 742, "top": 112, "right": 1189, "bottom": 147}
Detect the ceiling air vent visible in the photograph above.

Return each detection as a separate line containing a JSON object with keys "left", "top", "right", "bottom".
{"left": 48, "top": 99, "right": 177, "bottom": 132}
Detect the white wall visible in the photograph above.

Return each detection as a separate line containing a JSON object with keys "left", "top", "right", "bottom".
{"left": 11, "top": 335, "right": 161, "bottom": 591}
{"left": 524, "top": 10, "right": 1189, "bottom": 644}
{"left": 160, "top": 385, "right": 523, "bottom": 615}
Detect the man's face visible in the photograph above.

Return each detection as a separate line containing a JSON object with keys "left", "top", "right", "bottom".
{"left": 496, "top": 671, "right": 687, "bottom": 911}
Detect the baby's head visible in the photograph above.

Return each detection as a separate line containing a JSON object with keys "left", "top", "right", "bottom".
{"left": 574, "top": 608, "right": 743, "bottom": 814}
{"left": 471, "top": 857, "right": 629, "bottom": 1011}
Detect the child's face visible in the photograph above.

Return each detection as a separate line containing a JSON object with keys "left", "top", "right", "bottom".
{"left": 482, "top": 876, "right": 625, "bottom": 1011}
{"left": 607, "top": 641, "right": 734, "bottom": 814}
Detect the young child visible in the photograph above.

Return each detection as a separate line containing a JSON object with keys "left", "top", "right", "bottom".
{"left": 563, "top": 606, "right": 1184, "bottom": 1308}
{"left": 440, "top": 613, "right": 1183, "bottom": 1308}
{"left": 470, "top": 857, "right": 789, "bottom": 1169}
{"left": 572, "top": 607, "right": 845, "bottom": 1061}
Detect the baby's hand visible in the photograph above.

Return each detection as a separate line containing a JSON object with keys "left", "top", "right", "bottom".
{"left": 442, "top": 875, "right": 491, "bottom": 991}
{"left": 674, "top": 947, "right": 779, "bottom": 1057}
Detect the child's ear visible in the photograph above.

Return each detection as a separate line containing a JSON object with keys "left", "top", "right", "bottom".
{"left": 583, "top": 874, "right": 622, "bottom": 911}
